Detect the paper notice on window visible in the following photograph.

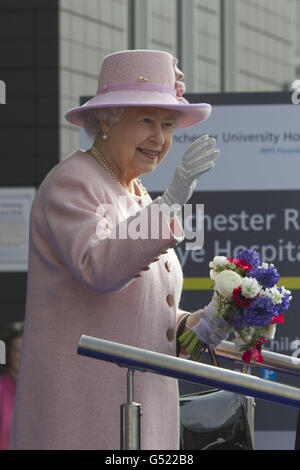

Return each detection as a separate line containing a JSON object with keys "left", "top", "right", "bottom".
{"left": 0, "top": 188, "right": 35, "bottom": 271}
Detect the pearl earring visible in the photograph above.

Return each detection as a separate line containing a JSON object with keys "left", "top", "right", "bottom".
{"left": 102, "top": 133, "right": 108, "bottom": 141}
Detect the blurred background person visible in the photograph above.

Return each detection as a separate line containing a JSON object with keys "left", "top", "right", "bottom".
{"left": 0, "top": 322, "right": 23, "bottom": 450}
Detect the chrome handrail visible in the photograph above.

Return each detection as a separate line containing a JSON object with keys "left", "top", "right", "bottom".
{"left": 77, "top": 335, "right": 300, "bottom": 409}
{"left": 215, "top": 341, "right": 300, "bottom": 377}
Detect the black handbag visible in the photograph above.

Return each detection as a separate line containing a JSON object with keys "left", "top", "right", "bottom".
{"left": 177, "top": 318, "right": 254, "bottom": 450}
{"left": 179, "top": 386, "right": 254, "bottom": 450}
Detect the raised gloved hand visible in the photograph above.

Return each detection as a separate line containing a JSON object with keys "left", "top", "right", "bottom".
{"left": 192, "top": 295, "right": 233, "bottom": 349}
{"left": 160, "top": 135, "right": 219, "bottom": 212}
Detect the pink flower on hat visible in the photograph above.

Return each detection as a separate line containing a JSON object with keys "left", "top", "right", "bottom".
{"left": 175, "top": 81, "right": 188, "bottom": 104}
{"left": 173, "top": 57, "right": 188, "bottom": 104}
{"left": 175, "top": 80, "right": 185, "bottom": 98}
{"left": 173, "top": 57, "right": 184, "bottom": 80}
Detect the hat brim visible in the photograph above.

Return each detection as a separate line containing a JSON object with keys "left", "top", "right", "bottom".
{"left": 64, "top": 90, "right": 211, "bottom": 129}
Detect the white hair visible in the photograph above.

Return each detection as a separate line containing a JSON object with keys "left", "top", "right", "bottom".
{"left": 81, "top": 107, "right": 127, "bottom": 139}
{"left": 81, "top": 106, "right": 180, "bottom": 139}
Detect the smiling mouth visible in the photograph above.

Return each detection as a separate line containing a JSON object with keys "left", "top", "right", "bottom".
{"left": 137, "top": 148, "right": 160, "bottom": 159}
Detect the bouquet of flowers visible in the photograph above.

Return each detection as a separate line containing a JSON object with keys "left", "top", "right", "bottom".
{"left": 179, "top": 249, "right": 292, "bottom": 363}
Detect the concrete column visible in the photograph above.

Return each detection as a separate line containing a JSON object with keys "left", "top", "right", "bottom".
{"left": 293, "top": 0, "right": 300, "bottom": 78}
{"left": 132, "top": 0, "right": 149, "bottom": 50}
{"left": 220, "top": 0, "right": 237, "bottom": 92}
{"left": 177, "top": 0, "right": 195, "bottom": 92}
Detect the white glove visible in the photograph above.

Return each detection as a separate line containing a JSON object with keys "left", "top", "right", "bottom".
{"left": 192, "top": 297, "right": 233, "bottom": 349}
{"left": 160, "top": 135, "right": 219, "bottom": 212}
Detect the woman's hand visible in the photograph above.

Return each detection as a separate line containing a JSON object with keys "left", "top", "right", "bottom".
{"left": 184, "top": 310, "right": 203, "bottom": 331}
{"left": 160, "top": 135, "right": 219, "bottom": 211}
{"left": 192, "top": 298, "right": 233, "bottom": 349}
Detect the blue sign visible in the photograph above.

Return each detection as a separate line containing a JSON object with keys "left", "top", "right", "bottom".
{"left": 260, "top": 369, "right": 277, "bottom": 381}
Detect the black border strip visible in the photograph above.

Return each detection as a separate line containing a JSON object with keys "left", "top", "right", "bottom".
{"left": 185, "top": 91, "right": 293, "bottom": 106}
{"left": 81, "top": 91, "right": 293, "bottom": 107}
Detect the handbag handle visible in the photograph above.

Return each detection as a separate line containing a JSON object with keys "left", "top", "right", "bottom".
{"left": 208, "top": 346, "right": 250, "bottom": 374}
{"left": 207, "top": 347, "right": 220, "bottom": 368}
{"left": 176, "top": 314, "right": 190, "bottom": 357}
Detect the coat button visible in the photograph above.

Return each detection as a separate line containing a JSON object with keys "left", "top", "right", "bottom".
{"left": 166, "top": 294, "right": 174, "bottom": 307}
{"left": 166, "top": 328, "right": 175, "bottom": 342}
{"left": 165, "top": 260, "right": 171, "bottom": 272}
{"left": 141, "top": 265, "right": 150, "bottom": 271}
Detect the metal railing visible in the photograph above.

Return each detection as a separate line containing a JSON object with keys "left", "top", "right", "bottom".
{"left": 77, "top": 335, "right": 300, "bottom": 449}
{"left": 215, "top": 341, "right": 300, "bottom": 377}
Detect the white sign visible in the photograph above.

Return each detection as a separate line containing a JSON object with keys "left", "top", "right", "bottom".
{"left": 79, "top": 101, "right": 300, "bottom": 192}
{"left": 0, "top": 187, "right": 35, "bottom": 271}
{"left": 0, "top": 79, "right": 6, "bottom": 104}
{"left": 141, "top": 103, "right": 300, "bottom": 191}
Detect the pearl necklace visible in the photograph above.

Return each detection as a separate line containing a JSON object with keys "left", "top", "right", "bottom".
{"left": 90, "top": 145, "right": 148, "bottom": 197}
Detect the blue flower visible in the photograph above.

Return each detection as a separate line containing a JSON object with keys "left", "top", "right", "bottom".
{"left": 278, "top": 289, "right": 292, "bottom": 312}
{"left": 248, "top": 266, "right": 280, "bottom": 289}
{"left": 229, "top": 309, "right": 245, "bottom": 329}
{"left": 241, "top": 296, "right": 279, "bottom": 327}
{"left": 236, "top": 249, "right": 261, "bottom": 268}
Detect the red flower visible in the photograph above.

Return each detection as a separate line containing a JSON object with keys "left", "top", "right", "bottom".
{"left": 242, "top": 349, "right": 253, "bottom": 363}
{"left": 233, "top": 286, "right": 251, "bottom": 306}
{"left": 242, "top": 337, "right": 267, "bottom": 363}
{"left": 271, "top": 313, "right": 285, "bottom": 324}
{"left": 175, "top": 81, "right": 189, "bottom": 104}
{"left": 227, "top": 257, "right": 252, "bottom": 271}
{"left": 175, "top": 80, "right": 185, "bottom": 98}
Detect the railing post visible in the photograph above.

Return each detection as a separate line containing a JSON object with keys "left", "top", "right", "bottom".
{"left": 120, "top": 369, "right": 142, "bottom": 450}
{"left": 245, "top": 396, "right": 255, "bottom": 447}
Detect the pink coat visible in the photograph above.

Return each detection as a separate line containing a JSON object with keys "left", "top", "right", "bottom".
{"left": 0, "top": 372, "right": 16, "bottom": 450}
{"left": 10, "top": 150, "right": 189, "bottom": 450}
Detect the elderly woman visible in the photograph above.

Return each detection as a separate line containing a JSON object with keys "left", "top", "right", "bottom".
{"left": 10, "top": 50, "right": 231, "bottom": 450}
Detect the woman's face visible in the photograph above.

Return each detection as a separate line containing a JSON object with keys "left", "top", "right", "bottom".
{"left": 100, "top": 106, "right": 177, "bottom": 183}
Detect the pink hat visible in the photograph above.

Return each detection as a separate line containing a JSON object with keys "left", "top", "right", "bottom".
{"left": 64, "top": 50, "right": 211, "bottom": 129}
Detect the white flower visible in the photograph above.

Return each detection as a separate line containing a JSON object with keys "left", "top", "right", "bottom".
{"left": 240, "top": 277, "right": 260, "bottom": 298}
{"left": 210, "top": 269, "right": 218, "bottom": 280}
{"left": 209, "top": 256, "right": 230, "bottom": 270}
{"left": 280, "top": 286, "right": 292, "bottom": 298}
{"left": 259, "top": 323, "right": 277, "bottom": 340}
{"left": 209, "top": 256, "right": 230, "bottom": 280}
{"left": 260, "top": 263, "right": 274, "bottom": 269}
{"left": 262, "top": 287, "right": 283, "bottom": 305}
{"left": 233, "top": 327, "right": 256, "bottom": 348}
{"left": 215, "top": 270, "right": 242, "bottom": 299}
